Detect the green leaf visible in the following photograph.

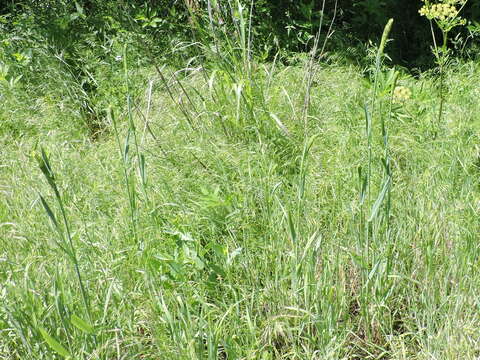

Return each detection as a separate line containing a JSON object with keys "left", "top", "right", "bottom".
{"left": 368, "top": 177, "right": 391, "bottom": 222}
{"left": 71, "top": 314, "right": 94, "bottom": 334}
{"left": 39, "top": 327, "right": 71, "bottom": 358}
{"left": 74, "top": 1, "right": 84, "bottom": 16}
{"left": 211, "top": 243, "right": 227, "bottom": 258}
{"left": 287, "top": 211, "right": 296, "bottom": 243}
{"left": 358, "top": 166, "right": 368, "bottom": 205}
{"left": 139, "top": 153, "right": 146, "bottom": 185}
{"left": 364, "top": 104, "right": 372, "bottom": 138}
{"left": 36, "top": 148, "right": 56, "bottom": 190}
{"left": 193, "top": 255, "right": 205, "bottom": 271}
{"left": 39, "top": 195, "right": 59, "bottom": 229}
{"left": 123, "top": 130, "right": 130, "bottom": 163}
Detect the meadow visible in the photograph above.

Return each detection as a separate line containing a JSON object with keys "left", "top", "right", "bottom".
{"left": 1, "top": 1, "right": 480, "bottom": 359}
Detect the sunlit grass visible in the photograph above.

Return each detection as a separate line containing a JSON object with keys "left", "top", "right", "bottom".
{"left": 1, "top": 14, "right": 480, "bottom": 359}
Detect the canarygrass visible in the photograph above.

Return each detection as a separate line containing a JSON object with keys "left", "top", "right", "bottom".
{"left": 2, "top": 28, "right": 480, "bottom": 360}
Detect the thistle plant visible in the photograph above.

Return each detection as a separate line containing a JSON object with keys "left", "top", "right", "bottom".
{"left": 419, "top": 0, "right": 468, "bottom": 132}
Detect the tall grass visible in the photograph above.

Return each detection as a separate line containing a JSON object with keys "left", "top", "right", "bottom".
{"left": 1, "top": 2, "right": 480, "bottom": 359}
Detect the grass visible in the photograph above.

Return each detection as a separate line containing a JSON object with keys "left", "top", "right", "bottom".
{"left": 2, "top": 22, "right": 480, "bottom": 359}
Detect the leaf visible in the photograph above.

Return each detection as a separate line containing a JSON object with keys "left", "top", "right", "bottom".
{"left": 364, "top": 104, "right": 372, "bottom": 138}
{"left": 270, "top": 113, "right": 290, "bottom": 136}
{"left": 39, "top": 195, "right": 59, "bottom": 230}
{"left": 358, "top": 166, "right": 368, "bottom": 205}
{"left": 36, "top": 148, "right": 56, "bottom": 190}
{"left": 368, "top": 260, "right": 381, "bottom": 282}
{"left": 139, "top": 153, "right": 146, "bottom": 185}
{"left": 209, "top": 263, "right": 226, "bottom": 278}
{"left": 71, "top": 314, "right": 94, "bottom": 334}
{"left": 39, "top": 327, "right": 71, "bottom": 358}
{"left": 192, "top": 255, "right": 205, "bottom": 271}
{"left": 211, "top": 243, "right": 227, "bottom": 259}
{"left": 287, "top": 211, "right": 296, "bottom": 243}
{"left": 368, "top": 177, "right": 391, "bottom": 222}
{"left": 38, "top": 194, "right": 71, "bottom": 255}
{"left": 74, "top": 1, "right": 84, "bottom": 16}
{"left": 123, "top": 130, "right": 130, "bottom": 163}
{"left": 167, "top": 261, "right": 184, "bottom": 276}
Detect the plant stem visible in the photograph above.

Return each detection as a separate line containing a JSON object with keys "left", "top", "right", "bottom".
{"left": 437, "top": 30, "right": 448, "bottom": 131}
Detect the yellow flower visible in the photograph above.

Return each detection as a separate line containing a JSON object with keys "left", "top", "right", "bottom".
{"left": 419, "top": 1, "right": 464, "bottom": 22}
{"left": 393, "top": 86, "right": 412, "bottom": 102}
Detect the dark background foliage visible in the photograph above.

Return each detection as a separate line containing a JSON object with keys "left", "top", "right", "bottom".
{"left": 240, "top": 0, "right": 480, "bottom": 68}
{"left": 2, "top": 0, "right": 480, "bottom": 70}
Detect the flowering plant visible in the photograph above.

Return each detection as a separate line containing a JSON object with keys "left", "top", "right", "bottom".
{"left": 419, "top": 0, "right": 467, "bottom": 32}
{"left": 393, "top": 86, "right": 412, "bottom": 103}
{"left": 418, "top": 0, "right": 468, "bottom": 135}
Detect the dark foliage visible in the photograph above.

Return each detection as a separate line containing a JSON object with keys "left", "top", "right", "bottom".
{"left": 2, "top": 0, "right": 480, "bottom": 70}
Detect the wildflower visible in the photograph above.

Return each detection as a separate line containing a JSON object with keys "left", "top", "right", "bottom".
{"left": 393, "top": 86, "right": 412, "bottom": 102}
{"left": 419, "top": 3, "right": 457, "bottom": 20}
{"left": 419, "top": 0, "right": 467, "bottom": 26}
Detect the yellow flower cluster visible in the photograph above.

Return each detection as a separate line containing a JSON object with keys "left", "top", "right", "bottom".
{"left": 419, "top": 3, "right": 456, "bottom": 20}
{"left": 419, "top": 2, "right": 465, "bottom": 23}
{"left": 393, "top": 86, "right": 412, "bottom": 102}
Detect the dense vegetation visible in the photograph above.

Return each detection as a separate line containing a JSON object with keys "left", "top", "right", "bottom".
{"left": 1, "top": 0, "right": 480, "bottom": 359}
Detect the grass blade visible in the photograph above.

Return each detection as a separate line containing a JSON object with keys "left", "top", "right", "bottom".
{"left": 70, "top": 314, "right": 95, "bottom": 335}
{"left": 39, "top": 327, "right": 71, "bottom": 358}
{"left": 368, "top": 177, "right": 391, "bottom": 222}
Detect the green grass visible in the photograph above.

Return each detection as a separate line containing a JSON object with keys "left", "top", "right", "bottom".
{"left": 1, "top": 43, "right": 480, "bottom": 359}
